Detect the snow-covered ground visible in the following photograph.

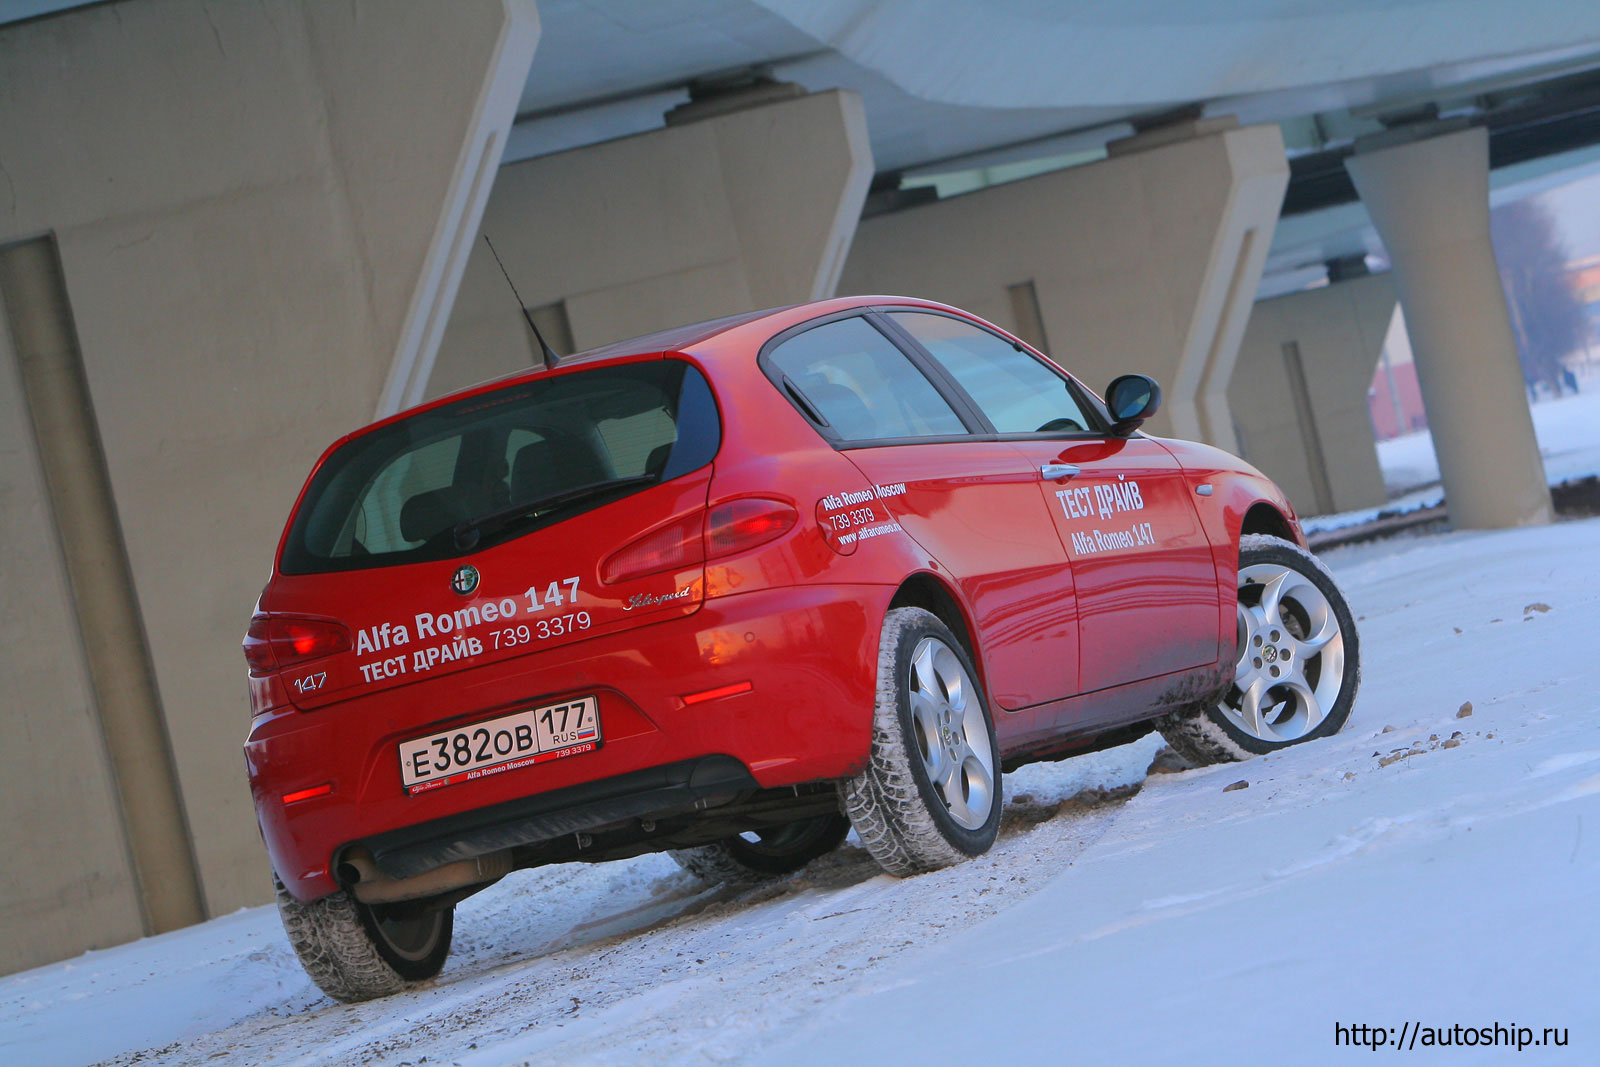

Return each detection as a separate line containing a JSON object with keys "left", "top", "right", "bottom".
{"left": 5, "top": 518, "right": 1600, "bottom": 1065}
{"left": 1305, "top": 386, "right": 1600, "bottom": 534}
{"left": 1379, "top": 386, "right": 1600, "bottom": 495}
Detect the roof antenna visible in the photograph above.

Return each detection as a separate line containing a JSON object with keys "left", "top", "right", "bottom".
{"left": 483, "top": 233, "right": 560, "bottom": 367}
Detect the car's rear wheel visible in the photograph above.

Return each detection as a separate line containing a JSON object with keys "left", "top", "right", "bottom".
{"left": 274, "top": 873, "right": 453, "bottom": 1003}
{"left": 668, "top": 812, "right": 851, "bottom": 884}
{"left": 843, "top": 607, "right": 1002, "bottom": 876}
{"left": 1160, "top": 534, "right": 1360, "bottom": 765}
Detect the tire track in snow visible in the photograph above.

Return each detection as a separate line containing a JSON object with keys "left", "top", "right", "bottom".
{"left": 97, "top": 737, "right": 1162, "bottom": 1067}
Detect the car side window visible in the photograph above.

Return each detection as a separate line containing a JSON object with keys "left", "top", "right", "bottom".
{"left": 889, "top": 312, "right": 1095, "bottom": 435}
{"left": 769, "top": 316, "right": 967, "bottom": 441}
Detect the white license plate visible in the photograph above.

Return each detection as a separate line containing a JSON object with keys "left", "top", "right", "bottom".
{"left": 399, "top": 696, "right": 601, "bottom": 796}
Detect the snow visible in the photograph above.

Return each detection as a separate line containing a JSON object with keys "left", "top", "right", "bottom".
{"left": 771, "top": 521, "right": 1600, "bottom": 1064}
{"left": 1303, "top": 386, "right": 1600, "bottom": 534}
{"left": 5, "top": 518, "right": 1600, "bottom": 1065}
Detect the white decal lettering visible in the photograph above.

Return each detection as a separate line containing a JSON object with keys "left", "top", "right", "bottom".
{"left": 361, "top": 577, "right": 575, "bottom": 664}
{"left": 855, "top": 521, "right": 903, "bottom": 542}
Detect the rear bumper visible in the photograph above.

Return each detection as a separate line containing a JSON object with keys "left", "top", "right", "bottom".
{"left": 247, "top": 584, "right": 888, "bottom": 902}
{"left": 361, "top": 754, "right": 757, "bottom": 880}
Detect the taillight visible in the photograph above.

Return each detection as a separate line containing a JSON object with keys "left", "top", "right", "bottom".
{"left": 706, "top": 498, "right": 797, "bottom": 557}
{"left": 243, "top": 615, "right": 351, "bottom": 675}
{"left": 600, "top": 498, "right": 799, "bottom": 585}
{"left": 601, "top": 513, "right": 707, "bottom": 584}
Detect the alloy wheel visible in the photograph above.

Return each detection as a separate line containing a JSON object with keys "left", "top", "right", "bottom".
{"left": 906, "top": 636, "right": 996, "bottom": 830}
{"left": 1220, "top": 562, "right": 1347, "bottom": 743}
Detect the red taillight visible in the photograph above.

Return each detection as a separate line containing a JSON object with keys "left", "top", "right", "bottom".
{"left": 243, "top": 616, "right": 277, "bottom": 674}
{"left": 600, "top": 497, "right": 798, "bottom": 585}
{"left": 601, "top": 513, "right": 708, "bottom": 584}
{"left": 707, "top": 498, "right": 798, "bottom": 558}
{"left": 242, "top": 615, "right": 351, "bottom": 676}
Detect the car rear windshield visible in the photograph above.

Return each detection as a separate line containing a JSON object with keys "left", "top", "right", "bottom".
{"left": 279, "top": 359, "right": 720, "bottom": 574}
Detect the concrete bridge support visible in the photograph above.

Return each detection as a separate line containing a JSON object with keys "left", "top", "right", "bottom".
{"left": 839, "top": 118, "right": 1289, "bottom": 449}
{"left": 1230, "top": 273, "right": 1397, "bottom": 517}
{"left": 0, "top": 0, "right": 539, "bottom": 974}
{"left": 429, "top": 88, "right": 874, "bottom": 398}
{"left": 1345, "top": 127, "right": 1552, "bottom": 529}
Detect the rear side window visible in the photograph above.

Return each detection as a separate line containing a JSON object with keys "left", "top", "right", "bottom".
{"left": 768, "top": 316, "right": 966, "bottom": 442}
{"left": 889, "top": 312, "right": 1095, "bottom": 435}
{"left": 280, "top": 360, "right": 719, "bottom": 574}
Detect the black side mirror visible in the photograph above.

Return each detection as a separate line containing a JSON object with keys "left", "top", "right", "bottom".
{"left": 1104, "top": 374, "right": 1161, "bottom": 436}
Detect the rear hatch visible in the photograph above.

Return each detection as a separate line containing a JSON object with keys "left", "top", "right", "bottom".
{"left": 254, "top": 356, "right": 721, "bottom": 711}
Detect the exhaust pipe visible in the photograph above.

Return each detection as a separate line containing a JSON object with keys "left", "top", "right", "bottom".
{"left": 338, "top": 848, "right": 512, "bottom": 904}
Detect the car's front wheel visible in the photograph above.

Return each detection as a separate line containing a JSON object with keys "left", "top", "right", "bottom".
{"left": 1161, "top": 533, "right": 1360, "bottom": 764}
{"left": 275, "top": 873, "right": 453, "bottom": 1003}
{"left": 843, "top": 607, "right": 1002, "bottom": 876}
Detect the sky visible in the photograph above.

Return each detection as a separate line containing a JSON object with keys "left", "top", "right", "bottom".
{"left": 1542, "top": 172, "right": 1600, "bottom": 262}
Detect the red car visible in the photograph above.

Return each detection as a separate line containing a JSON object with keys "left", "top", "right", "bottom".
{"left": 244, "top": 296, "right": 1359, "bottom": 1001}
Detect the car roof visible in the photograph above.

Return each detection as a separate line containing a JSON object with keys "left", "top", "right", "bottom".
{"left": 358, "top": 294, "right": 969, "bottom": 441}
{"left": 412, "top": 295, "right": 960, "bottom": 409}
{"left": 558, "top": 304, "right": 796, "bottom": 366}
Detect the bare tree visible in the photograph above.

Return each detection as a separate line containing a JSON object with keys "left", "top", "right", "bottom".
{"left": 1490, "top": 197, "right": 1589, "bottom": 392}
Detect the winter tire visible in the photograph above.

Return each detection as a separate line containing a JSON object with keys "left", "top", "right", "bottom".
{"left": 843, "top": 607, "right": 1002, "bottom": 876}
{"left": 274, "top": 873, "right": 453, "bottom": 1003}
{"left": 668, "top": 812, "right": 851, "bottom": 884}
{"left": 1160, "top": 533, "right": 1360, "bottom": 765}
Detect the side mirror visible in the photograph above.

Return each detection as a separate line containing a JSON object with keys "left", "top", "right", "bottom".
{"left": 1104, "top": 374, "right": 1161, "bottom": 436}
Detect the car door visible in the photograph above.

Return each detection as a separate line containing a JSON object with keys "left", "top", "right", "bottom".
{"left": 883, "top": 310, "right": 1220, "bottom": 694}
{"left": 763, "top": 311, "right": 1082, "bottom": 714}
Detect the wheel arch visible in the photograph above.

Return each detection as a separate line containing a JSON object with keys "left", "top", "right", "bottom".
{"left": 1239, "top": 500, "right": 1300, "bottom": 546}
{"left": 887, "top": 572, "right": 984, "bottom": 683}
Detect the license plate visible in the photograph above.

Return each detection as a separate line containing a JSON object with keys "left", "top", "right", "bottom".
{"left": 399, "top": 696, "right": 601, "bottom": 796}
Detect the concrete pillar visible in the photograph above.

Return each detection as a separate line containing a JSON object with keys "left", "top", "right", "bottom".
{"left": 1345, "top": 126, "right": 1552, "bottom": 528}
{"left": 0, "top": 262, "right": 148, "bottom": 976}
{"left": 431, "top": 88, "right": 874, "bottom": 396}
{"left": 1230, "top": 273, "right": 1398, "bottom": 516}
{"left": 840, "top": 118, "right": 1288, "bottom": 449}
{"left": 1, "top": 236, "right": 206, "bottom": 943}
{"left": 0, "top": 0, "right": 539, "bottom": 971}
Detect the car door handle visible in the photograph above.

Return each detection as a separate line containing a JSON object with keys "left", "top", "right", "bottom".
{"left": 1040, "top": 463, "right": 1081, "bottom": 481}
